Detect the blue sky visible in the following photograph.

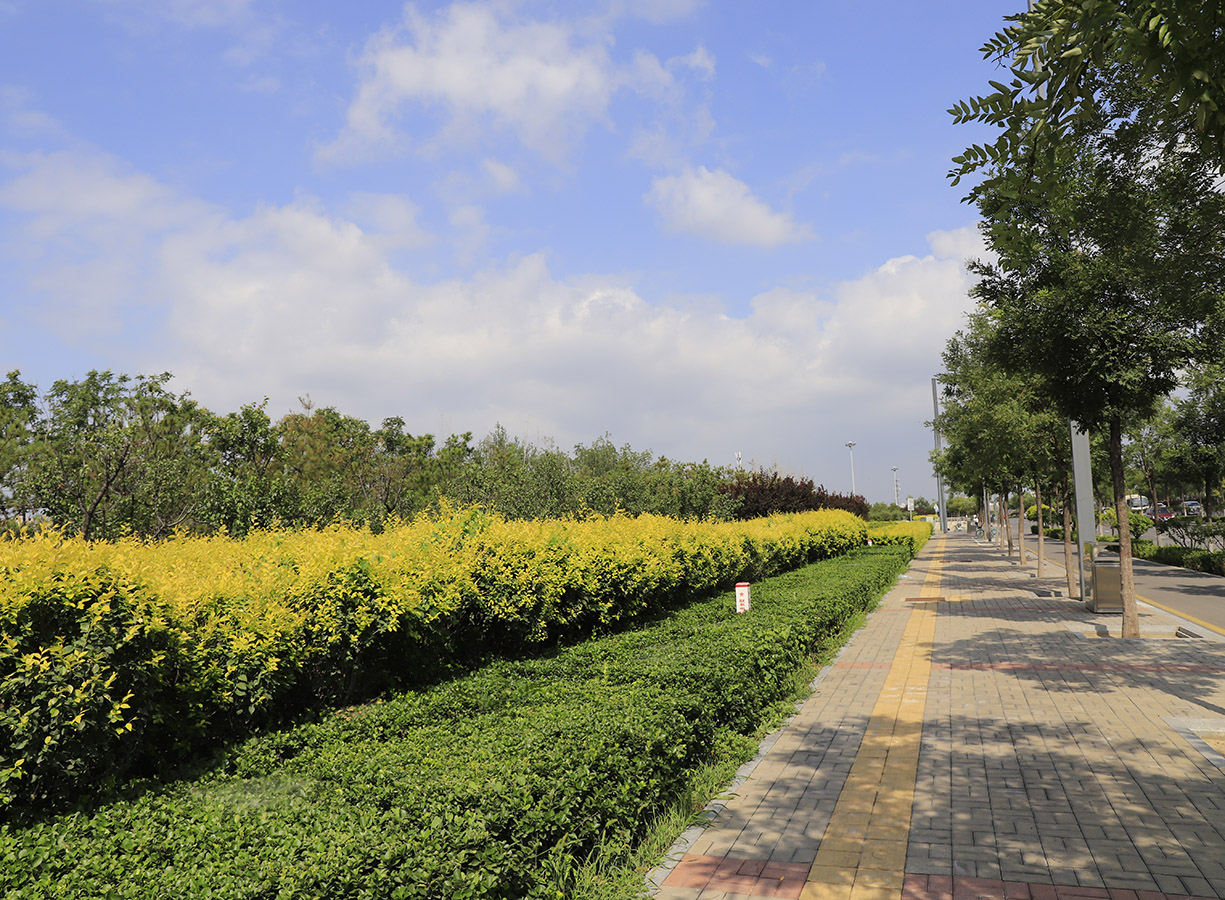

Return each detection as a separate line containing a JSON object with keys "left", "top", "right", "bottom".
{"left": 0, "top": 0, "right": 1018, "bottom": 504}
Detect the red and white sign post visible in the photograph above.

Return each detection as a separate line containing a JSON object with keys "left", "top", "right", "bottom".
{"left": 735, "top": 582, "right": 751, "bottom": 613}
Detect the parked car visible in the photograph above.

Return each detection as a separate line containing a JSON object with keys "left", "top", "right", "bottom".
{"left": 1182, "top": 500, "right": 1204, "bottom": 516}
{"left": 1154, "top": 504, "right": 1175, "bottom": 521}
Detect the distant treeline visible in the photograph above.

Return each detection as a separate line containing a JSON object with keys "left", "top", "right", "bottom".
{"left": 0, "top": 370, "right": 867, "bottom": 539}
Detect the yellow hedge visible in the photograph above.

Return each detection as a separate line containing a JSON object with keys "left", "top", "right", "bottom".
{"left": 0, "top": 507, "right": 865, "bottom": 808}
{"left": 866, "top": 520, "right": 932, "bottom": 556}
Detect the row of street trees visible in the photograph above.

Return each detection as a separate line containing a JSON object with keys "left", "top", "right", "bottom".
{"left": 940, "top": 0, "right": 1225, "bottom": 636}
{"left": 0, "top": 369, "right": 866, "bottom": 540}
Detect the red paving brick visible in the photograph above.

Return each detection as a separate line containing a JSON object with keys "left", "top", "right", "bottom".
{"left": 660, "top": 853, "right": 807, "bottom": 897}
{"left": 954, "top": 877, "right": 1007, "bottom": 900}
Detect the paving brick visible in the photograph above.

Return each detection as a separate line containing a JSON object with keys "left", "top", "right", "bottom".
{"left": 644, "top": 535, "right": 1225, "bottom": 900}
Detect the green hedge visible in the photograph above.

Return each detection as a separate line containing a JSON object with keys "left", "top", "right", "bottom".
{"left": 0, "top": 509, "right": 866, "bottom": 812}
{"left": 1116, "top": 540, "right": 1225, "bottom": 575}
{"left": 866, "top": 521, "right": 933, "bottom": 557}
{"left": 1, "top": 545, "right": 912, "bottom": 900}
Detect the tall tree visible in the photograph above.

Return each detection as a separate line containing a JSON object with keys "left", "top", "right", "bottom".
{"left": 0, "top": 371, "right": 39, "bottom": 524}
{"left": 1173, "top": 364, "right": 1225, "bottom": 516}
{"left": 199, "top": 400, "right": 290, "bottom": 535}
{"left": 936, "top": 313, "right": 1075, "bottom": 588}
{"left": 28, "top": 371, "right": 213, "bottom": 539}
{"left": 967, "top": 89, "right": 1225, "bottom": 635}
{"left": 951, "top": 1, "right": 1225, "bottom": 193}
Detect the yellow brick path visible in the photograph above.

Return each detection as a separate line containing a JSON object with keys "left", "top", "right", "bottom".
{"left": 800, "top": 540, "right": 942, "bottom": 900}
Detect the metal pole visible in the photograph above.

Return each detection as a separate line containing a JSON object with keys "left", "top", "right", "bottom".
{"left": 845, "top": 442, "right": 856, "bottom": 495}
{"left": 892, "top": 466, "right": 899, "bottom": 506}
{"left": 932, "top": 377, "right": 948, "bottom": 533}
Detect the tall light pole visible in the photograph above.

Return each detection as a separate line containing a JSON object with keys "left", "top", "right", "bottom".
{"left": 892, "top": 466, "right": 899, "bottom": 506}
{"left": 845, "top": 442, "right": 856, "bottom": 495}
{"left": 932, "top": 377, "right": 948, "bottom": 533}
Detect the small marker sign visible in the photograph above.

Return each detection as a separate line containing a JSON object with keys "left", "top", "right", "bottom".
{"left": 735, "top": 582, "right": 751, "bottom": 613}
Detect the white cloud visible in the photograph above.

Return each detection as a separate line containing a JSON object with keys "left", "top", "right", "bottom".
{"left": 481, "top": 158, "right": 523, "bottom": 193}
{"left": 0, "top": 148, "right": 978, "bottom": 490}
{"left": 0, "top": 150, "right": 218, "bottom": 335}
{"left": 645, "top": 166, "right": 815, "bottom": 246}
{"left": 342, "top": 191, "right": 434, "bottom": 249}
{"left": 927, "top": 224, "right": 988, "bottom": 265}
{"left": 0, "top": 87, "right": 66, "bottom": 140}
{"left": 448, "top": 203, "right": 491, "bottom": 265}
{"left": 317, "top": 2, "right": 681, "bottom": 166}
{"left": 668, "top": 46, "right": 715, "bottom": 80}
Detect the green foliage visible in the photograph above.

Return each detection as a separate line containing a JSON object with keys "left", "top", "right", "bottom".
{"left": 1112, "top": 540, "right": 1225, "bottom": 576}
{"left": 950, "top": 2, "right": 1225, "bottom": 193}
{"left": 868, "top": 502, "right": 907, "bottom": 521}
{"left": 0, "top": 509, "right": 866, "bottom": 814}
{"left": 946, "top": 495, "right": 978, "bottom": 517}
{"left": 0, "top": 371, "right": 39, "bottom": 523}
{"left": 1024, "top": 504, "right": 1053, "bottom": 522}
{"left": 0, "top": 568, "right": 181, "bottom": 808}
{"left": 1033, "top": 526, "right": 1067, "bottom": 541}
{"left": 25, "top": 371, "right": 215, "bottom": 540}
{"left": 1100, "top": 506, "right": 1154, "bottom": 537}
{"left": 0, "top": 546, "right": 912, "bottom": 899}
{"left": 448, "top": 429, "right": 740, "bottom": 522}
{"left": 866, "top": 521, "right": 933, "bottom": 557}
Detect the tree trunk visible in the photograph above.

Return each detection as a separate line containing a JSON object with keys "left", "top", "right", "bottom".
{"left": 997, "top": 494, "right": 1006, "bottom": 552}
{"left": 1002, "top": 493, "right": 1013, "bottom": 556}
{"left": 1035, "top": 481, "right": 1045, "bottom": 577}
{"left": 1109, "top": 416, "right": 1140, "bottom": 638}
{"left": 1062, "top": 484, "right": 1079, "bottom": 598}
{"left": 1016, "top": 485, "right": 1027, "bottom": 565}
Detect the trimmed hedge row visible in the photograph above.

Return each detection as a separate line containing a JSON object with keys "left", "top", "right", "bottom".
{"left": 1, "top": 508, "right": 866, "bottom": 811}
{"left": 866, "top": 521, "right": 933, "bottom": 557}
{"left": 1, "top": 544, "right": 912, "bottom": 900}
{"left": 1114, "top": 540, "right": 1225, "bottom": 576}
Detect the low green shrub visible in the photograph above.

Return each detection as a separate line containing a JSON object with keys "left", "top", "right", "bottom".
{"left": 1182, "top": 548, "right": 1225, "bottom": 575}
{"left": 1, "top": 545, "right": 912, "bottom": 900}
{"left": 1100, "top": 507, "right": 1154, "bottom": 538}
{"left": 866, "top": 521, "right": 932, "bottom": 556}
{"left": 1105, "top": 541, "right": 1225, "bottom": 576}
{"left": 1024, "top": 504, "right": 1053, "bottom": 523}
{"left": 1031, "top": 526, "right": 1066, "bottom": 540}
{"left": 0, "top": 509, "right": 864, "bottom": 813}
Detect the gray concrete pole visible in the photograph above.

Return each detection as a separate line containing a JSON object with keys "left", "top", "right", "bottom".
{"left": 932, "top": 377, "right": 948, "bottom": 533}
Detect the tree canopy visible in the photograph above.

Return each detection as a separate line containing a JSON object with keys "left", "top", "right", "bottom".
{"left": 950, "top": 1, "right": 1225, "bottom": 195}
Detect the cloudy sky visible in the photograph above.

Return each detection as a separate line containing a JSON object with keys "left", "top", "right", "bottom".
{"left": 0, "top": 0, "right": 1017, "bottom": 504}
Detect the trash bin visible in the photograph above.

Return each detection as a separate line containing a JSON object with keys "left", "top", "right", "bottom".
{"left": 1090, "top": 555, "right": 1122, "bottom": 613}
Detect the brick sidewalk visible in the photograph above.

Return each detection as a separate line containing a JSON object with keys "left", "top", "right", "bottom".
{"left": 647, "top": 533, "right": 1225, "bottom": 900}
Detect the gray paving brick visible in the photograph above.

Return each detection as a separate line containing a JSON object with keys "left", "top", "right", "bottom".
{"left": 644, "top": 535, "right": 1225, "bottom": 900}
{"left": 1152, "top": 872, "right": 1190, "bottom": 894}
{"left": 1182, "top": 876, "right": 1217, "bottom": 897}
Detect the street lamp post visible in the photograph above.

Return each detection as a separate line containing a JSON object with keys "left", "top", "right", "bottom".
{"left": 845, "top": 442, "right": 856, "bottom": 495}
{"left": 892, "top": 466, "right": 899, "bottom": 506}
{"left": 931, "top": 377, "right": 948, "bottom": 533}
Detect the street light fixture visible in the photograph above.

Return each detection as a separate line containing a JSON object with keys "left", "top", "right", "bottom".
{"left": 845, "top": 442, "right": 856, "bottom": 495}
